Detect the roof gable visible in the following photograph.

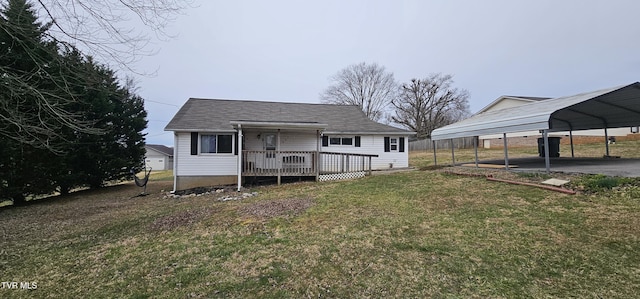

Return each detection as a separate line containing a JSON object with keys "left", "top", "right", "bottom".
{"left": 476, "top": 95, "right": 551, "bottom": 114}
{"left": 164, "top": 98, "right": 411, "bottom": 134}
{"left": 146, "top": 144, "right": 174, "bottom": 156}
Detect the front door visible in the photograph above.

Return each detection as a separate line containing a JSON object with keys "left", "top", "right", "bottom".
{"left": 264, "top": 133, "right": 278, "bottom": 169}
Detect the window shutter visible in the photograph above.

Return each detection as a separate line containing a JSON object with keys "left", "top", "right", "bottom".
{"left": 399, "top": 137, "right": 405, "bottom": 152}
{"left": 190, "top": 132, "right": 198, "bottom": 155}
{"left": 355, "top": 136, "right": 361, "bottom": 147}
{"left": 322, "top": 136, "right": 328, "bottom": 147}
{"left": 234, "top": 132, "right": 238, "bottom": 155}
{"left": 384, "top": 137, "right": 390, "bottom": 152}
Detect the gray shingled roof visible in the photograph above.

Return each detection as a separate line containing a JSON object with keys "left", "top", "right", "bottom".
{"left": 164, "top": 98, "right": 411, "bottom": 134}
{"left": 146, "top": 144, "right": 174, "bottom": 157}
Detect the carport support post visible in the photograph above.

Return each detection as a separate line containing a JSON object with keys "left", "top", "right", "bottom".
{"left": 450, "top": 139, "right": 455, "bottom": 166}
{"left": 604, "top": 128, "right": 610, "bottom": 157}
{"left": 569, "top": 131, "right": 575, "bottom": 158}
{"left": 473, "top": 137, "right": 479, "bottom": 168}
{"left": 503, "top": 133, "right": 509, "bottom": 170}
{"left": 433, "top": 140, "right": 437, "bottom": 166}
{"left": 543, "top": 130, "right": 551, "bottom": 173}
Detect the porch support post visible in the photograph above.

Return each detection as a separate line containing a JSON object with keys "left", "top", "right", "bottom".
{"left": 316, "top": 130, "right": 320, "bottom": 181}
{"left": 503, "top": 133, "right": 509, "bottom": 170}
{"left": 237, "top": 124, "right": 243, "bottom": 192}
{"left": 570, "top": 130, "right": 575, "bottom": 158}
{"left": 604, "top": 127, "right": 610, "bottom": 157}
{"left": 473, "top": 136, "right": 479, "bottom": 168}
{"left": 450, "top": 139, "right": 455, "bottom": 166}
{"left": 433, "top": 140, "right": 437, "bottom": 166}
{"left": 277, "top": 129, "right": 281, "bottom": 185}
{"left": 543, "top": 130, "right": 551, "bottom": 173}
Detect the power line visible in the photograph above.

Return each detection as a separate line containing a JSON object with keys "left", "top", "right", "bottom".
{"left": 144, "top": 99, "right": 179, "bottom": 107}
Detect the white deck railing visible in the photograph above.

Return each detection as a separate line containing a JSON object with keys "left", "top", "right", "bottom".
{"left": 241, "top": 151, "right": 378, "bottom": 178}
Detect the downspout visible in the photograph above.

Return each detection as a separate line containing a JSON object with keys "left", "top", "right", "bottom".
{"left": 172, "top": 132, "right": 178, "bottom": 193}
{"left": 316, "top": 130, "right": 320, "bottom": 181}
{"left": 237, "top": 124, "right": 243, "bottom": 192}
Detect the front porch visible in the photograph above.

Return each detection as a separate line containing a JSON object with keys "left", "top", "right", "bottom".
{"left": 242, "top": 150, "right": 378, "bottom": 182}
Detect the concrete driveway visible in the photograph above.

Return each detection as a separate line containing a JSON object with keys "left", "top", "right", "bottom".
{"left": 465, "top": 157, "right": 640, "bottom": 177}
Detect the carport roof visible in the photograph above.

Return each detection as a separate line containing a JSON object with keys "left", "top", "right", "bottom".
{"left": 431, "top": 82, "right": 640, "bottom": 140}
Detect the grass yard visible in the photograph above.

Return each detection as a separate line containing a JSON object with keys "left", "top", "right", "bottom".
{"left": 2, "top": 164, "right": 640, "bottom": 297}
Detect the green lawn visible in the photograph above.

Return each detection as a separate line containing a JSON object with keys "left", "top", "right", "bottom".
{"left": 0, "top": 146, "right": 640, "bottom": 298}
{"left": 2, "top": 166, "right": 640, "bottom": 297}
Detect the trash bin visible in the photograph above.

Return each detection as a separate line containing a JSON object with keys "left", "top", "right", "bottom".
{"left": 537, "top": 137, "right": 561, "bottom": 157}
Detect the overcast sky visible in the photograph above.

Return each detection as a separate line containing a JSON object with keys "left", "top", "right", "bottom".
{"left": 138, "top": 0, "right": 640, "bottom": 145}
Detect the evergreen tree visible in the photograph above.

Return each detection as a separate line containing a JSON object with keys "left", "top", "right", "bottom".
{"left": 0, "top": 0, "right": 148, "bottom": 202}
{"left": 0, "top": 0, "right": 60, "bottom": 203}
{"left": 51, "top": 54, "right": 147, "bottom": 191}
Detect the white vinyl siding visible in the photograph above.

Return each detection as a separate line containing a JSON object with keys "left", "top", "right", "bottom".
{"left": 243, "top": 131, "right": 318, "bottom": 151}
{"left": 174, "top": 131, "right": 409, "bottom": 175}
{"left": 175, "top": 132, "right": 238, "bottom": 176}
{"left": 321, "top": 135, "right": 409, "bottom": 169}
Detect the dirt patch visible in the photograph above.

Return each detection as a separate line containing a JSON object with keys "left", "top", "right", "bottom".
{"left": 150, "top": 208, "right": 216, "bottom": 231}
{"left": 239, "top": 198, "right": 315, "bottom": 219}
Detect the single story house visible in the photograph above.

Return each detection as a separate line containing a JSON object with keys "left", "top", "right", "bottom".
{"left": 164, "top": 99, "right": 414, "bottom": 191}
{"left": 144, "top": 144, "right": 174, "bottom": 170}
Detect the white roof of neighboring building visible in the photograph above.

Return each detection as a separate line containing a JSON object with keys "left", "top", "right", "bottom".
{"left": 475, "top": 95, "right": 551, "bottom": 114}
{"left": 432, "top": 82, "right": 640, "bottom": 140}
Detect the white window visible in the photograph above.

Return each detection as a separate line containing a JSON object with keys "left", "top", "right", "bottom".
{"left": 201, "top": 134, "right": 233, "bottom": 154}
{"left": 390, "top": 138, "right": 398, "bottom": 151}
{"left": 329, "top": 137, "right": 353, "bottom": 146}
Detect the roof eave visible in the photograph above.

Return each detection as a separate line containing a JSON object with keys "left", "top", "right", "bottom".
{"left": 324, "top": 131, "right": 415, "bottom": 135}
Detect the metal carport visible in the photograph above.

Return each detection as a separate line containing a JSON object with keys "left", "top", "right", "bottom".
{"left": 431, "top": 82, "right": 640, "bottom": 172}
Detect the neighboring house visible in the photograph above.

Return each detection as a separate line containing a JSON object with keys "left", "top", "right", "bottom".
{"left": 476, "top": 95, "right": 551, "bottom": 114}
{"left": 144, "top": 144, "right": 174, "bottom": 171}
{"left": 478, "top": 95, "right": 637, "bottom": 148}
{"left": 164, "top": 99, "right": 414, "bottom": 191}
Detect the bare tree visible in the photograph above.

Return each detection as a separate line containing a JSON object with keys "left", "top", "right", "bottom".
{"left": 391, "top": 74, "right": 470, "bottom": 139}
{"left": 35, "top": 0, "right": 193, "bottom": 71}
{"left": 0, "top": 0, "right": 191, "bottom": 151}
{"left": 321, "top": 62, "right": 397, "bottom": 122}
